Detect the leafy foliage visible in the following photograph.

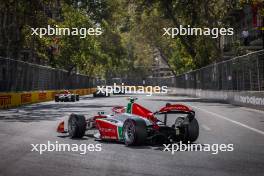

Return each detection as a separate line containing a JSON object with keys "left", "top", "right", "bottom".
{"left": 1, "top": 0, "right": 258, "bottom": 78}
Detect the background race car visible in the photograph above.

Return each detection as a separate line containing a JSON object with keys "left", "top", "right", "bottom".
{"left": 55, "top": 90, "right": 79, "bottom": 102}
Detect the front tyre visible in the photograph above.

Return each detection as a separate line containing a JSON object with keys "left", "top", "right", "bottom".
{"left": 55, "top": 96, "right": 59, "bottom": 102}
{"left": 122, "top": 118, "right": 147, "bottom": 146}
{"left": 68, "top": 114, "right": 86, "bottom": 138}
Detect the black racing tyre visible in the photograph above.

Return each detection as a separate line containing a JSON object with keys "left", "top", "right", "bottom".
{"left": 71, "top": 95, "right": 76, "bottom": 102}
{"left": 175, "top": 116, "right": 199, "bottom": 143}
{"left": 68, "top": 114, "right": 86, "bottom": 138}
{"left": 122, "top": 118, "right": 147, "bottom": 146}
{"left": 55, "top": 96, "right": 59, "bottom": 102}
{"left": 181, "top": 117, "right": 199, "bottom": 143}
{"left": 76, "top": 94, "right": 79, "bottom": 101}
{"left": 186, "top": 117, "right": 199, "bottom": 142}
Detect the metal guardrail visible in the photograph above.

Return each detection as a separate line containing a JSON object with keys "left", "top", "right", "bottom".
{"left": 0, "top": 58, "right": 95, "bottom": 92}
{"left": 116, "top": 51, "right": 264, "bottom": 91}
{"left": 175, "top": 50, "right": 264, "bottom": 91}
{"left": 0, "top": 50, "right": 263, "bottom": 92}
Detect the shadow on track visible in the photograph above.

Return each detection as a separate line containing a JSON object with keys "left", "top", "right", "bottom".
{"left": 0, "top": 102, "right": 115, "bottom": 123}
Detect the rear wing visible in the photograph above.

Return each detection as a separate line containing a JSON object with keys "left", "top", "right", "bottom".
{"left": 155, "top": 104, "right": 195, "bottom": 125}
{"left": 156, "top": 104, "right": 194, "bottom": 115}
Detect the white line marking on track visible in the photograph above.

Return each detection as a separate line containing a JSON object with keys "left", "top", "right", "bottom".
{"left": 201, "top": 124, "right": 211, "bottom": 131}
{"left": 189, "top": 104, "right": 264, "bottom": 136}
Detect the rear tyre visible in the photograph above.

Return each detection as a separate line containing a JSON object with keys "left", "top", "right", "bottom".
{"left": 76, "top": 95, "right": 79, "bottom": 101}
{"left": 68, "top": 114, "right": 86, "bottom": 138}
{"left": 122, "top": 118, "right": 147, "bottom": 146}
{"left": 71, "top": 95, "right": 76, "bottom": 102}
{"left": 175, "top": 116, "right": 199, "bottom": 143}
{"left": 185, "top": 117, "right": 199, "bottom": 142}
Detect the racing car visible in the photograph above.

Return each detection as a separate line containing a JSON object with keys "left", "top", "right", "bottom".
{"left": 54, "top": 90, "right": 79, "bottom": 102}
{"left": 57, "top": 98, "right": 199, "bottom": 146}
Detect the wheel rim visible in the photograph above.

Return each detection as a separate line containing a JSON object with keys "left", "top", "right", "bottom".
{"left": 124, "top": 121, "right": 135, "bottom": 144}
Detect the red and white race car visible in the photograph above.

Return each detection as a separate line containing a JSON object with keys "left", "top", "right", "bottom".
{"left": 57, "top": 98, "right": 199, "bottom": 146}
{"left": 54, "top": 90, "right": 79, "bottom": 102}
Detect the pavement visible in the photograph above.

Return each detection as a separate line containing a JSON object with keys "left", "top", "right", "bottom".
{"left": 0, "top": 94, "right": 263, "bottom": 176}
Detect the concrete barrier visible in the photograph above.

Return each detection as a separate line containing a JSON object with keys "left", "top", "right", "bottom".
{"left": 168, "top": 88, "right": 264, "bottom": 110}
{"left": 0, "top": 88, "right": 96, "bottom": 109}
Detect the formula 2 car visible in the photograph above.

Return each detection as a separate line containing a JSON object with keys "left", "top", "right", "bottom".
{"left": 55, "top": 90, "right": 79, "bottom": 102}
{"left": 57, "top": 98, "right": 199, "bottom": 146}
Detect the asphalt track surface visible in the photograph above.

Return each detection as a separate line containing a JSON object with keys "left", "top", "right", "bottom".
{"left": 0, "top": 94, "right": 263, "bottom": 176}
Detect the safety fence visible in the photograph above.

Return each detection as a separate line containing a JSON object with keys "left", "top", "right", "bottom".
{"left": 113, "top": 50, "right": 264, "bottom": 91}
{"left": 0, "top": 50, "right": 263, "bottom": 109}
{"left": 0, "top": 57, "right": 96, "bottom": 92}
{"left": 2, "top": 50, "right": 263, "bottom": 92}
{"left": 175, "top": 50, "right": 264, "bottom": 91}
